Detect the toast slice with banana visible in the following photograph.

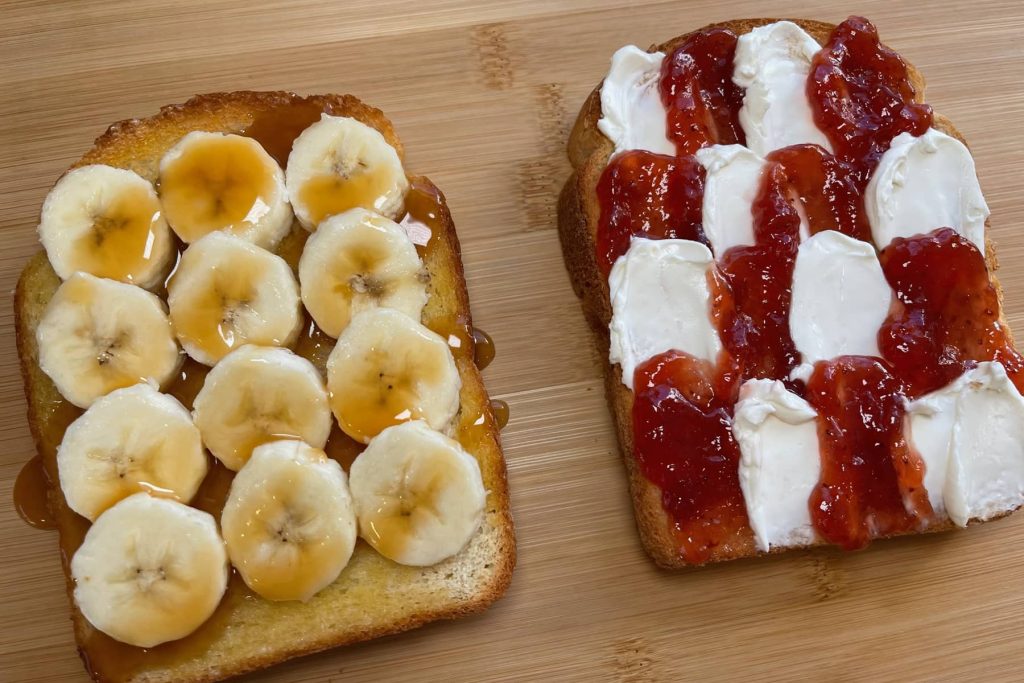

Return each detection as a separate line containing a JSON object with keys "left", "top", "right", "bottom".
{"left": 15, "top": 91, "right": 515, "bottom": 683}
{"left": 559, "top": 17, "right": 1024, "bottom": 567}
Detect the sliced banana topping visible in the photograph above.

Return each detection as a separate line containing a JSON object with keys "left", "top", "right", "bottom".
{"left": 221, "top": 440, "right": 357, "bottom": 602}
{"left": 58, "top": 382, "right": 208, "bottom": 521}
{"left": 37, "top": 272, "right": 182, "bottom": 408}
{"left": 167, "top": 231, "right": 302, "bottom": 366}
{"left": 38, "top": 164, "right": 174, "bottom": 289}
{"left": 159, "top": 131, "right": 293, "bottom": 249}
{"left": 71, "top": 493, "right": 228, "bottom": 648}
{"left": 299, "top": 207, "right": 428, "bottom": 338}
{"left": 327, "top": 308, "right": 461, "bottom": 444}
{"left": 193, "top": 345, "right": 332, "bottom": 471}
{"left": 349, "top": 421, "right": 485, "bottom": 566}
{"left": 286, "top": 114, "right": 409, "bottom": 230}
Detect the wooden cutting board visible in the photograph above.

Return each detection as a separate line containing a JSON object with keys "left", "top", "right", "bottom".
{"left": 3, "top": 1, "right": 1023, "bottom": 680}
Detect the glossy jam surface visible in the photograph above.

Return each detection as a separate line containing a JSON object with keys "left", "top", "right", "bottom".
{"left": 659, "top": 28, "right": 745, "bottom": 156}
{"left": 805, "top": 356, "right": 932, "bottom": 550}
{"left": 879, "top": 228, "right": 1024, "bottom": 397}
{"left": 809, "top": 16, "right": 933, "bottom": 183}
{"left": 766, "top": 144, "right": 871, "bottom": 242}
{"left": 595, "top": 150, "right": 706, "bottom": 276}
{"left": 715, "top": 163, "right": 800, "bottom": 383}
{"left": 632, "top": 351, "right": 751, "bottom": 563}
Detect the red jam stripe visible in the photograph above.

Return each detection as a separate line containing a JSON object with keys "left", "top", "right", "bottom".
{"left": 805, "top": 356, "right": 933, "bottom": 550}
{"left": 659, "top": 28, "right": 746, "bottom": 156}
{"left": 595, "top": 150, "right": 706, "bottom": 276}
{"left": 632, "top": 349, "right": 751, "bottom": 563}
{"left": 808, "top": 16, "right": 933, "bottom": 186}
{"left": 715, "top": 162, "right": 801, "bottom": 384}
{"left": 878, "top": 228, "right": 1024, "bottom": 398}
{"left": 766, "top": 144, "right": 871, "bottom": 242}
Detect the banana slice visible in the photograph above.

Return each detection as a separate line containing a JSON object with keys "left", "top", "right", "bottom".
{"left": 158, "top": 131, "right": 293, "bottom": 249}
{"left": 167, "top": 231, "right": 302, "bottom": 366}
{"left": 38, "top": 164, "right": 174, "bottom": 289}
{"left": 326, "top": 308, "right": 461, "bottom": 444}
{"left": 193, "top": 345, "right": 332, "bottom": 471}
{"left": 71, "top": 493, "right": 228, "bottom": 648}
{"left": 221, "top": 440, "right": 357, "bottom": 601}
{"left": 36, "top": 272, "right": 182, "bottom": 408}
{"left": 285, "top": 114, "right": 409, "bottom": 230}
{"left": 298, "top": 207, "right": 428, "bottom": 338}
{"left": 349, "top": 421, "right": 485, "bottom": 566}
{"left": 58, "top": 382, "right": 208, "bottom": 521}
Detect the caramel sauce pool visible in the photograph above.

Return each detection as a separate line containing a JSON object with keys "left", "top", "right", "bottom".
{"left": 15, "top": 98, "right": 507, "bottom": 681}
{"left": 14, "top": 456, "right": 56, "bottom": 529}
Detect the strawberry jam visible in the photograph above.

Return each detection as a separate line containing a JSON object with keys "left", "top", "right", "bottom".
{"left": 632, "top": 350, "right": 751, "bottom": 563}
{"left": 805, "top": 356, "right": 932, "bottom": 550}
{"left": 659, "top": 28, "right": 745, "bottom": 156}
{"left": 809, "top": 16, "right": 933, "bottom": 185}
{"left": 878, "top": 228, "right": 1024, "bottom": 398}
{"left": 766, "top": 144, "right": 871, "bottom": 242}
{"left": 595, "top": 150, "right": 706, "bottom": 276}
{"left": 715, "top": 163, "right": 801, "bottom": 382}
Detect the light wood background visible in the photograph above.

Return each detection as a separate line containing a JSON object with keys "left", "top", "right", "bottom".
{"left": 3, "top": 1, "right": 1024, "bottom": 681}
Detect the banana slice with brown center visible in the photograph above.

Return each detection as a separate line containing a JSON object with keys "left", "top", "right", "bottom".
{"left": 36, "top": 272, "right": 182, "bottom": 408}
{"left": 221, "top": 439, "right": 357, "bottom": 601}
{"left": 159, "top": 131, "right": 293, "bottom": 249}
{"left": 71, "top": 493, "right": 228, "bottom": 648}
{"left": 285, "top": 114, "right": 409, "bottom": 230}
{"left": 299, "top": 207, "right": 428, "bottom": 338}
{"left": 38, "top": 164, "right": 174, "bottom": 289}
{"left": 167, "top": 231, "right": 302, "bottom": 366}
{"left": 326, "top": 308, "right": 461, "bottom": 444}
{"left": 57, "top": 382, "right": 207, "bottom": 521}
{"left": 349, "top": 420, "right": 485, "bottom": 566}
{"left": 192, "top": 345, "right": 332, "bottom": 471}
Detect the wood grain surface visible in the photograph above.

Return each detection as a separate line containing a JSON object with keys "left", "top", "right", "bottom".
{"left": 2, "top": 1, "right": 1024, "bottom": 681}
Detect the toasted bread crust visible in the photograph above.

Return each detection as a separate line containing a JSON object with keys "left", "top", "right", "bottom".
{"left": 15, "top": 91, "right": 515, "bottom": 683}
{"left": 558, "top": 19, "right": 1010, "bottom": 568}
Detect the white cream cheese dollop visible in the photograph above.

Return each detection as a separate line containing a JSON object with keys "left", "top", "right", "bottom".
{"left": 598, "top": 46, "right": 675, "bottom": 157}
{"left": 732, "top": 21, "right": 832, "bottom": 157}
{"left": 906, "top": 381, "right": 959, "bottom": 518}
{"left": 609, "top": 238, "right": 721, "bottom": 389}
{"left": 866, "top": 128, "right": 989, "bottom": 252}
{"left": 789, "top": 230, "right": 893, "bottom": 381}
{"left": 734, "top": 379, "right": 821, "bottom": 551}
{"left": 695, "top": 145, "right": 768, "bottom": 255}
{"left": 908, "top": 362, "right": 1024, "bottom": 527}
